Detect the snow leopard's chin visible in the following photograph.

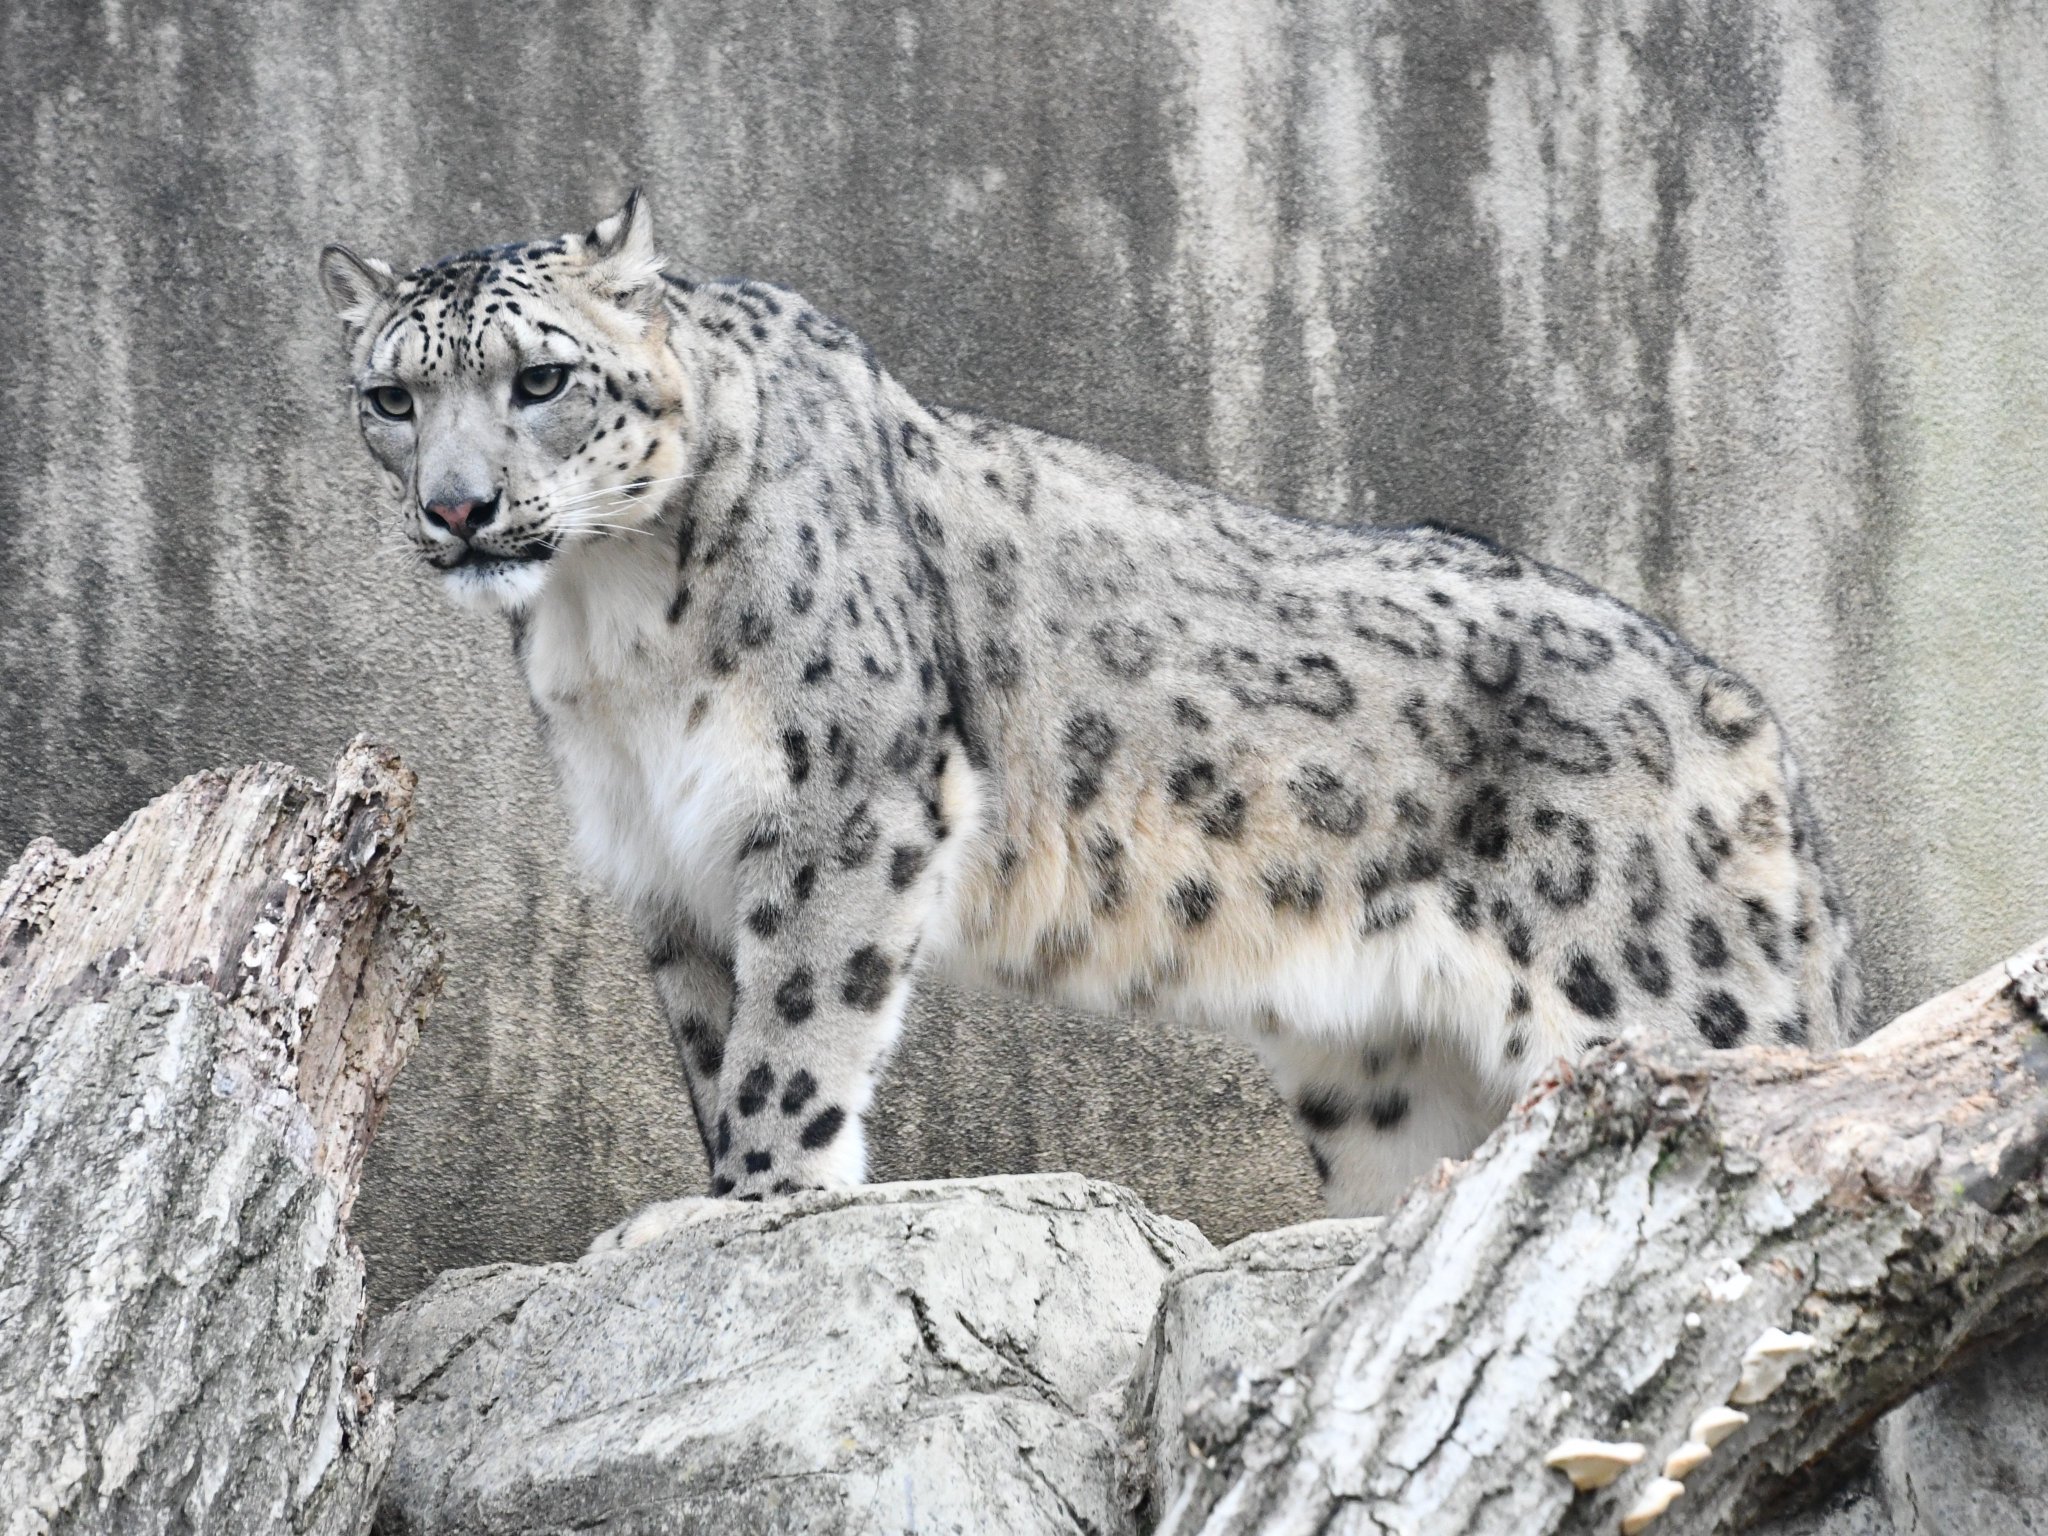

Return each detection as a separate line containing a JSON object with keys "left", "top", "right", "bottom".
{"left": 438, "top": 554, "right": 553, "bottom": 613}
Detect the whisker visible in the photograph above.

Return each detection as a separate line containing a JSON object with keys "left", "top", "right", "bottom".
{"left": 548, "top": 471, "right": 696, "bottom": 510}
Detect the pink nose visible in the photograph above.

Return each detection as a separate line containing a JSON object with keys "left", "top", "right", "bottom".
{"left": 425, "top": 498, "right": 488, "bottom": 537}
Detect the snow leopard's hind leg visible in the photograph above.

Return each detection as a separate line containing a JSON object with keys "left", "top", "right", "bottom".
{"left": 1254, "top": 1030, "right": 1515, "bottom": 1216}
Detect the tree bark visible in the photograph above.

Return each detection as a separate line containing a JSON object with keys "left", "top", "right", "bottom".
{"left": 1159, "top": 935, "right": 2048, "bottom": 1536}
{"left": 0, "top": 740, "right": 440, "bottom": 1536}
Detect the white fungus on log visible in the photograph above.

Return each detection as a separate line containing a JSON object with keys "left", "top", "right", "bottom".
{"left": 1542, "top": 1438, "right": 1647, "bottom": 1490}
{"left": 1619, "top": 1477, "right": 1685, "bottom": 1533}
{"left": 1662, "top": 1441, "right": 1712, "bottom": 1479}
{"left": 1731, "top": 1329, "right": 1818, "bottom": 1405}
{"left": 1688, "top": 1405, "right": 1749, "bottom": 1448}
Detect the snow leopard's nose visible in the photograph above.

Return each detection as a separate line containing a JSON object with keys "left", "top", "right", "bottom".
{"left": 422, "top": 493, "right": 500, "bottom": 540}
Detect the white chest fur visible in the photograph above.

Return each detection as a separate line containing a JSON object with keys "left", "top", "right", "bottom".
{"left": 521, "top": 544, "right": 775, "bottom": 943}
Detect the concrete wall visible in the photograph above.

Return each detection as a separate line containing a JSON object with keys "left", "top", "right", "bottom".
{"left": 3, "top": 0, "right": 2044, "bottom": 1309}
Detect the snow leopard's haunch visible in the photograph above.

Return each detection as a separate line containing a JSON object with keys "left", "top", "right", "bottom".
{"left": 319, "top": 193, "right": 1859, "bottom": 1220}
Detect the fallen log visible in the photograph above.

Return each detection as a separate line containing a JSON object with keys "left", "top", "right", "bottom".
{"left": 1157, "top": 934, "right": 2048, "bottom": 1536}
{"left": 0, "top": 741, "right": 440, "bottom": 1536}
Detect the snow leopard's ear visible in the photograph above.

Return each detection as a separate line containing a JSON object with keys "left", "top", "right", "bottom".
{"left": 317, "top": 245, "right": 396, "bottom": 336}
{"left": 584, "top": 188, "right": 665, "bottom": 319}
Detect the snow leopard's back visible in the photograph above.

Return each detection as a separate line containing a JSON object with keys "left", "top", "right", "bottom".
{"left": 906, "top": 413, "right": 1859, "bottom": 1068}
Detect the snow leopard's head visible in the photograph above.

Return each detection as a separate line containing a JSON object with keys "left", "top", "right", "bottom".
{"left": 319, "top": 192, "right": 689, "bottom": 611}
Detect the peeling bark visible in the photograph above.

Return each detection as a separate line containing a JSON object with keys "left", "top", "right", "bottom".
{"left": 1159, "top": 936, "right": 2048, "bottom": 1536}
{"left": 0, "top": 740, "right": 440, "bottom": 1536}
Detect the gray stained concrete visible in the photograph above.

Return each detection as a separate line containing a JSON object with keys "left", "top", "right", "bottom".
{"left": 2, "top": 1, "right": 2044, "bottom": 1309}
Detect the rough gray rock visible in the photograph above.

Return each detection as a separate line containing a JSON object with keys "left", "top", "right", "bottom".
{"left": 1875, "top": 1334, "right": 2048, "bottom": 1535}
{"left": 0, "top": 743, "right": 438, "bottom": 1536}
{"left": 1746, "top": 1335, "right": 2048, "bottom": 1535}
{"left": 1122, "top": 1220, "right": 1382, "bottom": 1529}
{"left": 370, "top": 1175, "right": 1212, "bottom": 1535}
{"left": 369, "top": 1162, "right": 2046, "bottom": 1536}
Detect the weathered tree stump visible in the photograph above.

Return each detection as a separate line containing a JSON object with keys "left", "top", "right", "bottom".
{"left": 0, "top": 741, "right": 440, "bottom": 1536}
{"left": 1158, "top": 935, "right": 2048, "bottom": 1536}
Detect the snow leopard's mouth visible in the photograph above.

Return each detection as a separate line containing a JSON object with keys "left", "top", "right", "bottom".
{"left": 433, "top": 537, "right": 559, "bottom": 574}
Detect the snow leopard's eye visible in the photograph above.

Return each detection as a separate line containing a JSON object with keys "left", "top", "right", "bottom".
{"left": 366, "top": 384, "right": 413, "bottom": 421}
{"left": 513, "top": 365, "right": 568, "bottom": 404}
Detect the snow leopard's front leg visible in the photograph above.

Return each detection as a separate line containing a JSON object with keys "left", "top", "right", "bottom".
{"left": 707, "top": 783, "right": 942, "bottom": 1198}
{"left": 637, "top": 912, "right": 736, "bottom": 1163}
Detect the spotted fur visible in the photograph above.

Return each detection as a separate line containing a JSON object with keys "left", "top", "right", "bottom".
{"left": 319, "top": 194, "right": 1860, "bottom": 1220}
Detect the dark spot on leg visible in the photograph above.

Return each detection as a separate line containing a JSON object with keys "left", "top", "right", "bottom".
{"left": 1491, "top": 898, "right": 1534, "bottom": 965}
{"left": 1531, "top": 809, "right": 1597, "bottom": 908}
{"left": 1622, "top": 938, "right": 1672, "bottom": 997}
{"left": 1695, "top": 990, "right": 1750, "bottom": 1048}
{"left": 779, "top": 1070, "right": 818, "bottom": 1115}
{"left": 1447, "top": 880, "right": 1481, "bottom": 931}
{"left": 842, "top": 945, "right": 893, "bottom": 1010}
{"left": 1622, "top": 835, "right": 1664, "bottom": 925}
{"left": 746, "top": 902, "right": 783, "bottom": 938}
{"left": 1689, "top": 805, "right": 1733, "bottom": 878}
{"left": 1743, "top": 897, "right": 1785, "bottom": 967}
{"left": 800, "top": 1105, "right": 846, "bottom": 1149}
{"left": 1296, "top": 1088, "right": 1350, "bottom": 1133}
{"left": 1559, "top": 952, "right": 1617, "bottom": 1020}
{"left": 782, "top": 729, "right": 811, "bottom": 785}
{"left": 1367, "top": 1089, "right": 1411, "bottom": 1131}
{"left": 775, "top": 968, "right": 815, "bottom": 1024}
{"left": 889, "top": 845, "right": 928, "bottom": 891}
{"left": 1063, "top": 711, "right": 1117, "bottom": 811}
{"left": 1688, "top": 915, "right": 1729, "bottom": 970}
{"left": 744, "top": 1150, "right": 773, "bottom": 1174}
{"left": 1088, "top": 830, "right": 1128, "bottom": 913}
{"left": 837, "top": 803, "right": 879, "bottom": 868}
{"left": 736, "top": 1062, "right": 775, "bottom": 1116}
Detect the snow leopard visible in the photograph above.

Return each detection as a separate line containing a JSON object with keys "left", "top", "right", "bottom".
{"left": 318, "top": 192, "right": 1859, "bottom": 1225}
